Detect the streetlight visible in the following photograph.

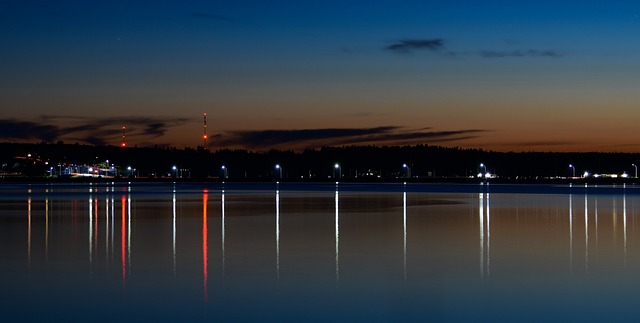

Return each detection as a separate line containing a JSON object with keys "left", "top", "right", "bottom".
{"left": 221, "top": 165, "right": 228, "bottom": 179}
{"left": 403, "top": 163, "right": 411, "bottom": 178}
{"left": 633, "top": 164, "right": 638, "bottom": 179}
{"left": 172, "top": 165, "right": 177, "bottom": 178}
{"left": 480, "top": 163, "right": 487, "bottom": 178}
{"left": 334, "top": 163, "right": 341, "bottom": 179}
{"left": 127, "top": 166, "right": 132, "bottom": 178}
{"left": 569, "top": 164, "right": 575, "bottom": 178}
{"left": 275, "top": 164, "right": 282, "bottom": 179}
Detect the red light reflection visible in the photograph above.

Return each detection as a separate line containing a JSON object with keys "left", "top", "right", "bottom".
{"left": 203, "top": 190, "right": 208, "bottom": 302}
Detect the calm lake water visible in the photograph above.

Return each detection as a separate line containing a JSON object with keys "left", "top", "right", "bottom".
{"left": 2, "top": 182, "right": 640, "bottom": 322}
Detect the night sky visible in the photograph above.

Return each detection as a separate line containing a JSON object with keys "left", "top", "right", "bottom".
{"left": 2, "top": 1, "right": 640, "bottom": 152}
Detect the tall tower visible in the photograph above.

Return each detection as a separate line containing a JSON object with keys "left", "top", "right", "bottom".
{"left": 121, "top": 126, "right": 126, "bottom": 147}
{"left": 203, "top": 113, "right": 208, "bottom": 149}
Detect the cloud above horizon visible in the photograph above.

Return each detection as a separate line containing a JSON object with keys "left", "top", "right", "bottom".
{"left": 480, "top": 50, "right": 561, "bottom": 58}
{"left": 385, "top": 38, "right": 561, "bottom": 58}
{"left": 218, "top": 126, "right": 486, "bottom": 150}
{"left": 0, "top": 116, "right": 189, "bottom": 146}
{"left": 385, "top": 39, "right": 444, "bottom": 53}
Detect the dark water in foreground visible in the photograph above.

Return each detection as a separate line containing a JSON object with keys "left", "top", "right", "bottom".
{"left": 2, "top": 182, "right": 640, "bottom": 322}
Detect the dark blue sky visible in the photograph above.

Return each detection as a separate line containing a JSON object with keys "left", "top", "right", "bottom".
{"left": 2, "top": 1, "right": 640, "bottom": 151}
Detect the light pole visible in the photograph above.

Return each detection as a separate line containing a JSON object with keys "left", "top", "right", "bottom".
{"left": 275, "top": 164, "right": 282, "bottom": 179}
{"left": 334, "top": 163, "right": 341, "bottom": 179}
{"left": 403, "top": 163, "right": 411, "bottom": 178}
{"left": 221, "top": 165, "right": 228, "bottom": 179}
{"left": 569, "top": 164, "right": 575, "bottom": 178}
{"left": 172, "top": 165, "right": 177, "bottom": 178}
{"left": 480, "top": 163, "right": 487, "bottom": 178}
{"left": 127, "top": 166, "right": 132, "bottom": 178}
{"left": 633, "top": 164, "right": 638, "bottom": 179}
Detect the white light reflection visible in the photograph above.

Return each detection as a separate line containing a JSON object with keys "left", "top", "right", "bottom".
{"left": 479, "top": 191, "right": 484, "bottom": 277}
{"left": 89, "top": 185, "right": 93, "bottom": 273}
{"left": 27, "top": 190, "right": 31, "bottom": 267}
{"left": 276, "top": 189, "right": 280, "bottom": 280}
{"left": 221, "top": 189, "right": 225, "bottom": 278}
{"left": 172, "top": 186, "right": 177, "bottom": 276}
{"left": 613, "top": 196, "right": 617, "bottom": 245}
{"left": 569, "top": 185, "right": 573, "bottom": 272}
{"left": 111, "top": 187, "right": 115, "bottom": 264}
{"left": 403, "top": 189, "right": 407, "bottom": 280}
{"left": 486, "top": 189, "right": 491, "bottom": 276}
{"left": 595, "top": 192, "right": 599, "bottom": 248}
{"left": 479, "top": 183, "right": 491, "bottom": 277}
{"left": 624, "top": 184, "right": 627, "bottom": 266}
{"left": 335, "top": 183, "right": 340, "bottom": 284}
{"left": 45, "top": 189, "right": 49, "bottom": 262}
{"left": 584, "top": 184, "right": 588, "bottom": 273}
{"left": 106, "top": 192, "right": 110, "bottom": 264}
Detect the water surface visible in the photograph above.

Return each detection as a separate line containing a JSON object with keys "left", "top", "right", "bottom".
{"left": 1, "top": 182, "right": 640, "bottom": 322}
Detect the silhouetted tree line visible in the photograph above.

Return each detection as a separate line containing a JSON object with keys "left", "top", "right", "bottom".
{"left": 1, "top": 142, "right": 639, "bottom": 180}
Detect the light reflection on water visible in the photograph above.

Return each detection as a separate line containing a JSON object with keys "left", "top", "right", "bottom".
{"left": 3, "top": 182, "right": 640, "bottom": 321}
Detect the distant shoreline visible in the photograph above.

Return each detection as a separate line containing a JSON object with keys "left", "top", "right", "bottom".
{"left": 1, "top": 176, "right": 638, "bottom": 185}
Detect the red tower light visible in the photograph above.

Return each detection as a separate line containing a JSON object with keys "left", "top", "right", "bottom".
{"left": 121, "top": 126, "right": 126, "bottom": 147}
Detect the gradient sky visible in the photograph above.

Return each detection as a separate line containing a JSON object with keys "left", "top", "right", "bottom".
{"left": 2, "top": 1, "right": 640, "bottom": 152}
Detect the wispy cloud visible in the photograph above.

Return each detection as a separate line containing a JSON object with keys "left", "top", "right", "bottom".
{"left": 480, "top": 50, "right": 561, "bottom": 58}
{"left": 0, "top": 120, "right": 60, "bottom": 142}
{"left": 218, "top": 126, "right": 486, "bottom": 150}
{"left": 222, "top": 127, "right": 399, "bottom": 147}
{"left": 385, "top": 39, "right": 444, "bottom": 53}
{"left": 384, "top": 38, "right": 560, "bottom": 58}
{"left": 0, "top": 116, "right": 189, "bottom": 146}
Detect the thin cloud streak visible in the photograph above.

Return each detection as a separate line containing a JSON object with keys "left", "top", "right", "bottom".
{"left": 222, "top": 127, "right": 399, "bottom": 147}
{"left": 385, "top": 39, "right": 444, "bottom": 53}
{"left": 0, "top": 116, "right": 189, "bottom": 146}
{"left": 384, "top": 38, "right": 561, "bottom": 58}
{"left": 330, "top": 129, "right": 486, "bottom": 146}
{"left": 480, "top": 50, "right": 561, "bottom": 58}
{"left": 219, "top": 126, "right": 486, "bottom": 149}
